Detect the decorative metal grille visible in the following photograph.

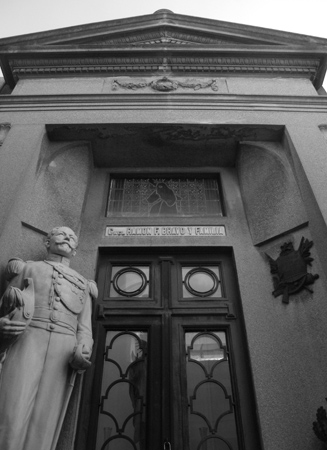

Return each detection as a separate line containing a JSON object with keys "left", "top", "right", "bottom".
{"left": 185, "top": 331, "right": 239, "bottom": 450}
{"left": 107, "top": 177, "right": 223, "bottom": 217}
{"left": 96, "top": 331, "right": 148, "bottom": 450}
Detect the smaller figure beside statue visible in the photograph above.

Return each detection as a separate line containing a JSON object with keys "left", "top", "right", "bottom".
{"left": 0, "top": 226, "right": 97, "bottom": 450}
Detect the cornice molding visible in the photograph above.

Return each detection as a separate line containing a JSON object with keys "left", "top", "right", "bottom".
{"left": 9, "top": 56, "right": 320, "bottom": 81}
{"left": 0, "top": 94, "right": 327, "bottom": 113}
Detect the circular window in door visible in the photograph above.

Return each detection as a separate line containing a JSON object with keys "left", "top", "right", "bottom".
{"left": 184, "top": 267, "right": 220, "bottom": 297}
{"left": 113, "top": 267, "right": 148, "bottom": 297}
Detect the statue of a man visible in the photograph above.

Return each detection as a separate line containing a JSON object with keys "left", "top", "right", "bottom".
{"left": 0, "top": 226, "right": 97, "bottom": 450}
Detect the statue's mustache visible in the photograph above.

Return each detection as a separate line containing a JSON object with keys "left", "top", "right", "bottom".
{"left": 57, "top": 240, "right": 74, "bottom": 250}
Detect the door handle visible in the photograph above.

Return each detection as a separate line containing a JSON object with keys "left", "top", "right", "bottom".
{"left": 163, "top": 439, "right": 171, "bottom": 450}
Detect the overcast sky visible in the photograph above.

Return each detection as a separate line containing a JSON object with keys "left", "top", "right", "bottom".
{"left": 1, "top": 0, "right": 327, "bottom": 87}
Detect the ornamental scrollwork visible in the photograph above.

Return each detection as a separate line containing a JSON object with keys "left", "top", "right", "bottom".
{"left": 112, "top": 77, "right": 219, "bottom": 92}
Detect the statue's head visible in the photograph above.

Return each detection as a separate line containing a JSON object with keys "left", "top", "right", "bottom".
{"left": 45, "top": 226, "right": 78, "bottom": 259}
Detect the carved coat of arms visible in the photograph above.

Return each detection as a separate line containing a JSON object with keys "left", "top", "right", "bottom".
{"left": 266, "top": 237, "right": 319, "bottom": 304}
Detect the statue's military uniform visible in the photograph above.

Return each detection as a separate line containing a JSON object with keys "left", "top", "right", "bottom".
{"left": 0, "top": 258, "right": 97, "bottom": 450}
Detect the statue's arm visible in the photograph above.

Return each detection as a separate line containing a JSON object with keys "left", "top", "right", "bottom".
{"left": 0, "top": 258, "right": 27, "bottom": 337}
{"left": 69, "top": 280, "right": 97, "bottom": 371}
{"left": 76, "top": 293, "right": 94, "bottom": 352}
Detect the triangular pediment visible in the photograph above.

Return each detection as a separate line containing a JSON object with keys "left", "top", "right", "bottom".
{"left": 46, "top": 25, "right": 283, "bottom": 47}
{"left": 52, "top": 28, "right": 268, "bottom": 47}
{"left": 1, "top": 9, "right": 326, "bottom": 49}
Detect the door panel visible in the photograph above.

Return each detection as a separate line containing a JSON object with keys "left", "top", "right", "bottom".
{"left": 96, "top": 330, "right": 148, "bottom": 450}
{"left": 185, "top": 330, "right": 238, "bottom": 450}
{"left": 171, "top": 318, "right": 242, "bottom": 450}
{"left": 97, "top": 254, "right": 161, "bottom": 309}
{"left": 83, "top": 248, "right": 261, "bottom": 450}
{"left": 89, "top": 316, "right": 163, "bottom": 450}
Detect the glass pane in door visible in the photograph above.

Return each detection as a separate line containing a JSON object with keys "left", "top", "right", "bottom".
{"left": 185, "top": 332, "right": 239, "bottom": 450}
{"left": 182, "top": 266, "right": 222, "bottom": 298}
{"left": 96, "top": 331, "right": 148, "bottom": 450}
{"left": 109, "top": 266, "right": 150, "bottom": 298}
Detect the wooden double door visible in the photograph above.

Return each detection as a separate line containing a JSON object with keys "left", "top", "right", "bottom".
{"left": 83, "top": 248, "right": 261, "bottom": 450}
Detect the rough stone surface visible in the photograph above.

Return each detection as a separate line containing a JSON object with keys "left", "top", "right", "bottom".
{"left": 238, "top": 141, "right": 308, "bottom": 244}
{"left": 22, "top": 140, "right": 92, "bottom": 234}
{"left": 13, "top": 78, "right": 106, "bottom": 96}
{"left": 227, "top": 77, "right": 318, "bottom": 96}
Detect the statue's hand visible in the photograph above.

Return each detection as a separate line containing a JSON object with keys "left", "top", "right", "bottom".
{"left": 69, "top": 343, "right": 92, "bottom": 371}
{"left": 0, "top": 317, "right": 26, "bottom": 337}
{"left": 81, "top": 345, "right": 92, "bottom": 360}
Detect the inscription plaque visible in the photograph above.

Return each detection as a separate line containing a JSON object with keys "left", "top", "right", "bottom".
{"left": 105, "top": 226, "right": 226, "bottom": 237}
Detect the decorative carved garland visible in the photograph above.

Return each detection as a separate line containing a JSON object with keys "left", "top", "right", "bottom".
{"left": 112, "top": 77, "right": 219, "bottom": 92}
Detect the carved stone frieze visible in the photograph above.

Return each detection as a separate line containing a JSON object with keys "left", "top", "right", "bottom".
{"left": 47, "top": 124, "right": 283, "bottom": 143}
{"left": 9, "top": 56, "right": 320, "bottom": 80}
{"left": 112, "top": 77, "right": 219, "bottom": 92}
{"left": 0, "top": 123, "right": 11, "bottom": 146}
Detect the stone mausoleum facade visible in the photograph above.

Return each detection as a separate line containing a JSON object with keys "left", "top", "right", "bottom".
{"left": 1, "top": 9, "right": 327, "bottom": 450}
